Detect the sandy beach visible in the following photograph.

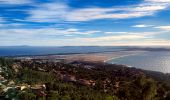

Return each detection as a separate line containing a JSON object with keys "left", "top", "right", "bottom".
{"left": 32, "top": 50, "right": 147, "bottom": 62}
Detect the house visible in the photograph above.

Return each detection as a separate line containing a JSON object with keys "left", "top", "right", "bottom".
{"left": 114, "top": 82, "right": 120, "bottom": 88}
{"left": 21, "top": 86, "right": 27, "bottom": 91}
{"left": 89, "top": 80, "right": 96, "bottom": 86}
{"left": 31, "top": 84, "right": 46, "bottom": 90}
{"left": 63, "top": 74, "right": 76, "bottom": 82}
{"left": 31, "top": 84, "right": 47, "bottom": 96}
{"left": 12, "top": 63, "right": 21, "bottom": 73}
{"left": 0, "top": 75, "right": 4, "bottom": 80}
{"left": 77, "top": 79, "right": 91, "bottom": 86}
{"left": 8, "top": 80, "right": 15, "bottom": 85}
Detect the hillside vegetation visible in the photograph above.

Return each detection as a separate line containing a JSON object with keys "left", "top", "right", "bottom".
{"left": 0, "top": 58, "right": 170, "bottom": 100}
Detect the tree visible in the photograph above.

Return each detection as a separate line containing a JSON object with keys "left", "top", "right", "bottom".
{"left": 17, "top": 91, "right": 36, "bottom": 100}
{"left": 105, "top": 95, "right": 113, "bottom": 100}
{"left": 165, "top": 92, "right": 170, "bottom": 100}
{"left": 142, "top": 79, "right": 157, "bottom": 100}
{"left": 46, "top": 91, "right": 59, "bottom": 100}
{"left": 61, "top": 95, "right": 71, "bottom": 100}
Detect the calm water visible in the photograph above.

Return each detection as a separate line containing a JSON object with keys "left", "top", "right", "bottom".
{"left": 0, "top": 46, "right": 124, "bottom": 56}
{"left": 107, "top": 51, "right": 170, "bottom": 73}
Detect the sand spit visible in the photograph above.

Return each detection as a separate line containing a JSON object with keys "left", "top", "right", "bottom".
{"left": 26, "top": 50, "right": 147, "bottom": 62}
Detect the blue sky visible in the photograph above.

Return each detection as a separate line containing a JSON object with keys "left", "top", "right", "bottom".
{"left": 0, "top": 0, "right": 170, "bottom": 46}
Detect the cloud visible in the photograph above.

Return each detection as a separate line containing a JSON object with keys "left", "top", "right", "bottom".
{"left": 0, "top": 26, "right": 168, "bottom": 46}
{"left": 0, "top": 28, "right": 100, "bottom": 38}
{"left": 85, "top": 31, "right": 163, "bottom": 42}
{"left": 155, "top": 26, "right": 170, "bottom": 31}
{"left": 126, "top": 39, "right": 170, "bottom": 46}
{"left": 105, "top": 32, "right": 128, "bottom": 34}
{"left": 0, "top": 30, "right": 148, "bottom": 46}
{"left": 0, "top": 27, "right": 101, "bottom": 46}
{"left": 50, "top": 34, "right": 149, "bottom": 46}
{"left": 27, "top": 0, "right": 170, "bottom": 22}
{"left": 2, "top": 37, "right": 170, "bottom": 46}
{"left": 83, "top": 34, "right": 148, "bottom": 42}
{"left": 28, "top": 3, "right": 68, "bottom": 22}
{"left": 54, "top": 39, "right": 168, "bottom": 46}
{"left": 132, "top": 24, "right": 154, "bottom": 28}
{"left": 146, "top": 0, "right": 170, "bottom": 3}
{"left": 111, "top": 39, "right": 170, "bottom": 46}
{"left": 0, "top": 0, "right": 32, "bottom": 5}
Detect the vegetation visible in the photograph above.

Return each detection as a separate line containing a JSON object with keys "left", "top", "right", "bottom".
{"left": 0, "top": 58, "right": 170, "bottom": 100}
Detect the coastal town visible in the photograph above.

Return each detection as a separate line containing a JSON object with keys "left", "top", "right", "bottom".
{"left": 0, "top": 57, "right": 170, "bottom": 100}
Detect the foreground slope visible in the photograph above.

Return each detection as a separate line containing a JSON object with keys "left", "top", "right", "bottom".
{"left": 0, "top": 58, "right": 170, "bottom": 100}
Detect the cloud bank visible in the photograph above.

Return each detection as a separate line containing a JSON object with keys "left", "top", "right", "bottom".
{"left": 27, "top": 0, "right": 170, "bottom": 22}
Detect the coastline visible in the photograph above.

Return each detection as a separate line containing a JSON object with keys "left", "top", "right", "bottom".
{"left": 9, "top": 50, "right": 170, "bottom": 73}
{"left": 103, "top": 53, "right": 142, "bottom": 63}
{"left": 13, "top": 50, "right": 147, "bottom": 63}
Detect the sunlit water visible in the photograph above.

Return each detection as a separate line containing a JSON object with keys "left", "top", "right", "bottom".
{"left": 107, "top": 51, "right": 170, "bottom": 73}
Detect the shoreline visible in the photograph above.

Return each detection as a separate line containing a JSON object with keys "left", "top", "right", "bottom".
{"left": 10, "top": 50, "right": 170, "bottom": 73}
{"left": 13, "top": 50, "right": 147, "bottom": 63}
{"left": 103, "top": 53, "right": 142, "bottom": 63}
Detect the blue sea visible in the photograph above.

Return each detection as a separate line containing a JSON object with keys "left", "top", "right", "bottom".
{"left": 107, "top": 51, "right": 170, "bottom": 73}
{"left": 0, "top": 46, "right": 124, "bottom": 56}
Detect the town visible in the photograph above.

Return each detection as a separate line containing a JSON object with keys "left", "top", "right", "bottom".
{"left": 0, "top": 58, "right": 170, "bottom": 100}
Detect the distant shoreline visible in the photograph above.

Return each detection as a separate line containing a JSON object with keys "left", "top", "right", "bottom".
{"left": 11, "top": 50, "right": 147, "bottom": 63}
{"left": 103, "top": 53, "right": 142, "bottom": 63}
{"left": 0, "top": 50, "right": 126, "bottom": 58}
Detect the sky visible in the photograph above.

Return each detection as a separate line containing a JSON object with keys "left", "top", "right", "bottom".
{"left": 0, "top": 0, "right": 170, "bottom": 46}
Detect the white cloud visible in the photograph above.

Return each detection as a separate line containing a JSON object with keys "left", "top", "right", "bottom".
{"left": 28, "top": 3, "right": 68, "bottom": 22}
{"left": 104, "top": 32, "right": 128, "bottom": 34}
{"left": 0, "top": 0, "right": 32, "bottom": 5}
{"left": 132, "top": 24, "right": 154, "bottom": 28}
{"left": 155, "top": 26, "right": 170, "bottom": 31}
{"left": 0, "top": 28, "right": 100, "bottom": 38}
{"left": 0, "top": 26, "right": 168, "bottom": 46}
{"left": 110, "top": 39, "right": 170, "bottom": 46}
{"left": 125, "top": 39, "right": 170, "bottom": 46}
{"left": 27, "top": 0, "right": 170, "bottom": 22}
{"left": 132, "top": 5, "right": 166, "bottom": 12}
{"left": 84, "top": 34, "right": 147, "bottom": 42}
{"left": 146, "top": 0, "right": 170, "bottom": 3}
{"left": 85, "top": 31, "right": 163, "bottom": 42}
{"left": 55, "top": 39, "right": 168, "bottom": 46}
{"left": 2, "top": 37, "right": 170, "bottom": 46}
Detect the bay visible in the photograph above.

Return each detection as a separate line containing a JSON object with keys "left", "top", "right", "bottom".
{"left": 107, "top": 51, "right": 170, "bottom": 73}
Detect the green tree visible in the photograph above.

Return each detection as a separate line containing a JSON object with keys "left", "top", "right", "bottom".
{"left": 142, "top": 79, "right": 157, "bottom": 100}
{"left": 46, "top": 91, "right": 59, "bottom": 100}
{"left": 105, "top": 95, "right": 113, "bottom": 100}
{"left": 17, "top": 91, "right": 36, "bottom": 100}
{"left": 61, "top": 95, "right": 71, "bottom": 100}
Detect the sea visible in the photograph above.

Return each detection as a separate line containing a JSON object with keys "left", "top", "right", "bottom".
{"left": 0, "top": 46, "right": 124, "bottom": 56}
{"left": 107, "top": 51, "right": 170, "bottom": 73}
